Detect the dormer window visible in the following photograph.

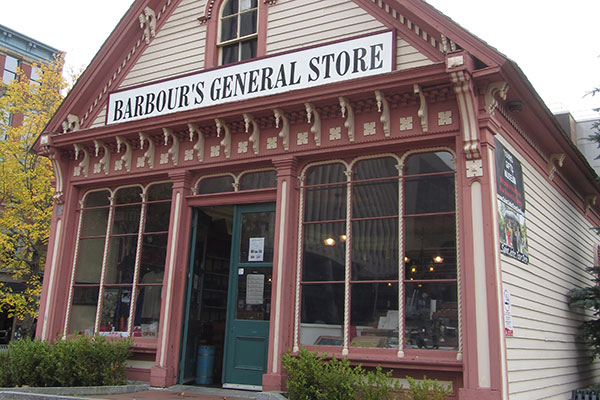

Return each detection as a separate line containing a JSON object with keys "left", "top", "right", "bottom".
{"left": 219, "top": 0, "right": 258, "bottom": 65}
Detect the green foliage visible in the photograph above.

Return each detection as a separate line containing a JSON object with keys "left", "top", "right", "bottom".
{"left": 404, "top": 376, "right": 453, "bottom": 400}
{"left": 568, "top": 264, "right": 600, "bottom": 359}
{"left": 0, "top": 54, "right": 68, "bottom": 321}
{"left": 0, "top": 335, "right": 131, "bottom": 387}
{"left": 282, "top": 348, "right": 451, "bottom": 400}
{"left": 358, "top": 366, "right": 401, "bottom": 400}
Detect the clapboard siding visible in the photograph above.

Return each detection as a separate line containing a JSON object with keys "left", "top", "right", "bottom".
{"left": 266, "top": 0, "right": 384, "bottom": 53}
{"left": 266, "top": 0, "right": 432, "bottom": 70}
{"left": 497, "top": 136, "right": 600, "bottom": 399}
{"left": 119, "top": 0, "right": 206, "bottom": 89}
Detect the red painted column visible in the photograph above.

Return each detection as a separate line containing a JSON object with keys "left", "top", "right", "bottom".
{"left": 151, "top": 170, "right": 193, "bottom": 387}
{"left": 262, "top": 156, "right": 300, "bottom": 392}
{"left": 446, "top": 52, "right": 506, "bottom": 400}
{"left": 36, "top": 143, "right": 79, "bottom": 342}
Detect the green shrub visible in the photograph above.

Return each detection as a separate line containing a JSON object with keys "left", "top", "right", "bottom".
{"left": 0, "top": 335, "right": 131, "bottom": 388}
{"left": 0, "top": 351, "right": 14, "bottom": 387}
{"left": 282, "top": 348, "right": 400, "bottom": 400}
{"left": 403, "top": 376, "right": 453, "bottom": 400}
{"left": 282, "top": 348, "right": 453, "bottom": 400}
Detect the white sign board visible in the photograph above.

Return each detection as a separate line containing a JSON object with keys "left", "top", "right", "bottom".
{"left": 248, "top": 237, "right": 265, "bottom": 262}
{"left": 246, "top": 274, "right": 265, "bottom": 305}
{"left": 107, "top": 31, "right": 394, "bottom": 124}
{"left": 503, "top": 288, "right": 514, "bottom": 337}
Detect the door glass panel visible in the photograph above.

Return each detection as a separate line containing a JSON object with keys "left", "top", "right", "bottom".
{"left": 235, "top": 268, "right": 271, "bottom": 321}
{"left": 239, "top": 211, "right": 275, "bottom": 263}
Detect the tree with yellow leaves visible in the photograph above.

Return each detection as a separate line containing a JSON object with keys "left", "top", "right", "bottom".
{"left": 0, "top": 54, "right": 68, "bottom": 329}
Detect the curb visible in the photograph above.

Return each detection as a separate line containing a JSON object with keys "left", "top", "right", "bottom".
{"left": 0, "top": 384, "right": 149, "bottom": 398}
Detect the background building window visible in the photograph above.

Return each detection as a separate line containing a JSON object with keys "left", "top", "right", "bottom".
{"left": 219, "top": 0, "right": 258, "bottom": 65}
{"left": 2, "top": 55, "right": 19, "bottom": 84}
{"left": 68, "top": 182, "right": 172, "bottom": 338}
{"left": 297, "top": 152, "right": 458, "bottom": 352}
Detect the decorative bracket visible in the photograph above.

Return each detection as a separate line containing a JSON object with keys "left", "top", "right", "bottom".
{"left": 215, "top": 118, "right": 231, "bottom": 159}
{"left": 93, "top": 139, "right": 110, "bottom": 175}
{"left": 586, "top": 195, "right": 597, "bottom": 215}
{"left": 115, "top": 136, "right": 132, "bottom": 172}
{"left": 163, "top": 128, "right": 179, "bottom": 165}
{"left": 305, "top": 103, "right": 321, "bottom": 146}
{"left": 139, "top": 7, "right": 157, "bottom": 44}
{"left": 485, "top": 81, "right": 509, "bottom": 115}
{"left": 450, "top": 70, "right": 480, "bottom": 160}
{"left": 375, "top": 91, "right": 390, "bottom": 137}
{"left": 413, "top": 84, "right": 428, "bottom": 133}
{"left": 73, "top": 143, "right": 89, "bottom": 178}
{"left": 547, "top": 153, "right": 565, "bottom": 181}
{"left": 338, "top": 97, "right": 355, "bottom": 142}
{"left": 274, "top": 109, "right": 290, "bottom": 151}
{"left": 188, "top": 123, "right": 204, "bottom": 162}
{"left": 40, "top": 144, "right": 64, "bottom": 204}
{"left": 243, "top": 114, "right": 260, "bottom": 155}
{"left": 62, "top": 114, "right": 80, "bottom": 133}
{"left": 139, "top": 132, "right": 155, "bottom": 169}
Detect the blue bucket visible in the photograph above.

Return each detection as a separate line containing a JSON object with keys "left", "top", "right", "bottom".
{"left": 195, "top": 345, "right": 215, "bottom": 385}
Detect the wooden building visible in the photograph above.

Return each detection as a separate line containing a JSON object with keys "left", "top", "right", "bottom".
{"left": 33, "top": 1, "right": 600, "bottom": 398}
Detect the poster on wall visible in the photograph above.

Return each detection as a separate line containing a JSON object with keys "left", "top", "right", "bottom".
{"left": 495, "top": 139, "right": 529, "bottom": 264}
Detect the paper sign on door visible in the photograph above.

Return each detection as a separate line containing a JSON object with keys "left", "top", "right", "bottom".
{"left": 248, "top": 237, "right": 265, "bottom": 262}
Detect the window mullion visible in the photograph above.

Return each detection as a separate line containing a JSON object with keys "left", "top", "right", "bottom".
{"left": 63, "top": 204, "right": 86, "bottom": 339}
{"left": 292, "top": 175, "right": 305, "bottom": 353}
{"left": 342, "top": 168, "right": 352, "bottom": 356}
{"left": 94, "top": 192, "right": 117, "bottom": 333}
{"left": 128, "top": 188, "right": 148, "bottom": 335}
{"left": 397, "top": 163, "right": 405, "bottom": 358}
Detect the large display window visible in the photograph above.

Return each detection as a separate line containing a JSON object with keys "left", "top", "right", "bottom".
{"left": 295, "top": 151, "right": 459, "bottom": 353}
{"left": 66, "top": 182, "right": 172, "bottom": 339}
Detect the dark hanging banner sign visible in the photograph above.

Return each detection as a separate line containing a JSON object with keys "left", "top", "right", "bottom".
{"left": 495, "top": 138, "right": 529, "bottom": 264}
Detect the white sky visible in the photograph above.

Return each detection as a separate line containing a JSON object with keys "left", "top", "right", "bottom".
{"left": 2, "top": 1, "right": 599, "bottom": 120}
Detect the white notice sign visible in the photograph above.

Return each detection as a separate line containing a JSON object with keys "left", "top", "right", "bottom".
{"left": 248, "top": 237, "right": 265, "bottom": 262}
{"left": 246, "top": 274, "right": 265, "bottom": 305}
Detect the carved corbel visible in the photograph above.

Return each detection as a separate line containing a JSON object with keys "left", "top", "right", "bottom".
{"left": 305, "top": 103, "right": 321, "bottom": 146}
{"left": 93, "top": 140, "right": 110, "bottom": 175}
{"left": 62, "top": 114, "right": 80, "bottom": 133}
{"left": 188, "top": 123, "right": 204, "bottom": 162}
{"left": 413, "top": 84, "right": 428, "bottom": 133}
{"left": 586, "top": 195, "right": 597, "bottom": 215}
{"left": 338, "top": 97, "right": 355, "bottom": 142}
{"left": 375, "top": 91, "right": 390, "bottom": 137}
{"left": 43, "top": 148, "right": 64, "bottom": 204}
{"left": 450, "top": 70, "right": 480, "bottom": 160}
{"left": 215, "top": 118, "right": 231, "bottom": 159}
{"left": 162, "top": 128, "right": 179, "bottom": 165}
{"left": 139, "top": 132, "right": 155, "bottom": 169}
{"left": 243, "top": 114, "right": 260, "bottom": 155}
{"left": 139, "top": 7, "right": 156, "bottom": 44}
{"left": 73, "top": 143, "right": 89, "bottom": 178}
{"left": 547, "top": 153, "right": 565, "bottom": 181}
{"left": 115, "top": 136, "right": 132, "bottom": 172}
{"left": 485, "top": 81, "right": 509, "bottom": 115}
{"left": 274, "top": 109, "right": 290, "bottom": 151}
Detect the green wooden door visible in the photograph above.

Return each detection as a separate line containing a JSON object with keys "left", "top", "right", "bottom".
{"left": 222, "top": 203, "right": 276, "bottom": 390}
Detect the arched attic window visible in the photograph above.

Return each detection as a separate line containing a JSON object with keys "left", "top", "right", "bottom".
{"left": 219, "top": 0, "right": 258, "bottom": 65}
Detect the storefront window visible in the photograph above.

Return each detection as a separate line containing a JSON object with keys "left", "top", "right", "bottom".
{"left": 67, "top": 182, "right": 172, "bottom": 338}
{"left": 297, "top": 151, "right": 457, "bottom": 352}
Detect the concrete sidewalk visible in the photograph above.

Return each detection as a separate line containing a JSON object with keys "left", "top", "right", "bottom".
{"left": 0, "top": 385, "right": 286, "bottom": 400}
